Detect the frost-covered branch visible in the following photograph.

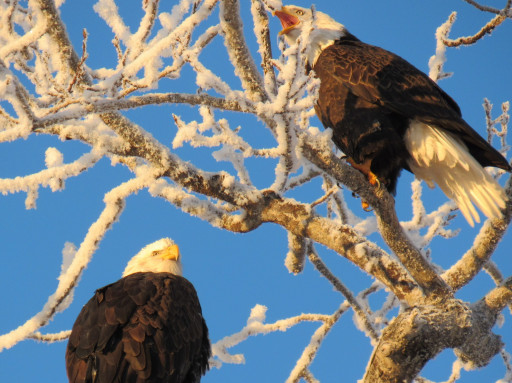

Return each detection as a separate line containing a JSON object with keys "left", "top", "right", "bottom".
{"left": 363, "top": 300, "right": 473, "bottom": 383}
{"left": 149, "top": 178, "right": 261, "bottom": 233}
{"left": 286, "top": 302, "right": 348, "bottom": 383}
{"left": 250, "top": 0, "right": 277, "bottom": 95}
{"left": 28, "top": 330, "right": 71, "bottom": 343}
{"left": 285, "top": 232, "right": 307, "bottom": 274}
{"left": 0, "top": 172, "right": 157, "bottom": 351}
{"left": 0, "top": 149, "right": 102, "bottom": 208}
{"left": 428, "top": 12, "right": 456, "bottom": 82}
{"left": 442, "top": 177, "right": 512, "bottom": 291}
{"left": 211, "top": 304, "right": 334, "bottom": 367}
{"left": 2, "top": 0, "right": 511, "bottom": 381}
{"left": 307, "top": 244, "right": 380, "bottom": 341}
{"left": 220, "top": 0, "right": 267, "bottom": 102}
{"left": 300, "top": 135, "right": 450, "bottom": 301}
{"left": 35, "top": 0, "right": 82, "bottom": 82}
{"left": 484, "top": 99, "right": 510, "bottom": 157}
{"left": 442, "top": 10, "right": 509, "bottom": 47}
{"left": 211, "top": 301, "right": 349, "bottom": 382}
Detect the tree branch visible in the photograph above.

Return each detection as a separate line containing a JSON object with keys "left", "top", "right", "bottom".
{"left": 483, "top": 276, "right": 512, "bottom": 312}
{"left": 250, "top": 0, "right": 277, "bottom": 95}
{"left": 443, "top": 13, "right": 507, "bottom": 47}
{"left": 260, "top": 195, "right": 421, "bottom": 304}
{"left": 442, "top": 178, "right": 512, "bottom": 291}
{"left": 34, "top": 93, "right": 253, "bottom": 132}
{"left": 220, "top": 0, "right": 268, "bottom": 101}
{"left": 300, "top": 137, "right": 452, "bottom": 301}
{"left": 287, "top": 302, "right": 348, "bottom": 383}
{"left": 285, "top": 232, "right": 307, "bottom": 274}
{"left": 28, "top": 330, "right": 71, "bottom": 343}
{"left": 363, "top": 300, "right": 472, "bottom": 383}
{"left": 307, "top": 244, "right": 380, "bottom": 341}
{"left": 462, "top": 0, "right": 504, "bottom": 14}
{"left": 35, "top": 0, "right": 83, "bottom": 82}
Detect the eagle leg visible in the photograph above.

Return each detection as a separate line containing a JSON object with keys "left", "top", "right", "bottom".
{"left": 345, "top": 157, "right": 381, "bottom": 189}
{"left": 345, "top": 157, "right": 381, "bottom": 211}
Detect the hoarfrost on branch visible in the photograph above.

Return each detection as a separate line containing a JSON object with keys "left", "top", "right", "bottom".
{"left": 0, "top": 0, "right": 511, "bottom": 382}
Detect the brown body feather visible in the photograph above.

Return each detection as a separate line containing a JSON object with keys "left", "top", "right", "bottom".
{"left": 66, "top": 272, "right": 210, "bottom": 383}
{"left": 313, "top": 35, "right": 511, "bottom": 194}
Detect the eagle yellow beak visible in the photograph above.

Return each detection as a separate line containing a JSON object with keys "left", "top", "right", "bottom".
{"left": 159, "top": 244, "right": 180, "bottom": 261}
{"left": 274, "top": 8, "right": 300, "bottom": 35}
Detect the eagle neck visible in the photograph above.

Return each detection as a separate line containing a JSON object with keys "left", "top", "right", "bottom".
{"left": 307, "top": 28, "right": 353, "bottom": 67}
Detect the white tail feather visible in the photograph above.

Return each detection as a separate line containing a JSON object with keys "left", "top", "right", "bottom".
{"left": 405, "top": 121, "right": 507, "bottom": 227}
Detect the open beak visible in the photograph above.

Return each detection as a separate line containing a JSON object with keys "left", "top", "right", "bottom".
{"left": 274, "top": 8, "right": 300, "bottom": 35}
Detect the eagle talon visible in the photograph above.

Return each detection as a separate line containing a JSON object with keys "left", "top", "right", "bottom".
{"left": 368, "top": 172, "right": 382, "bottom": 192}
{"left": 368, "top": 171, "right": 379, "bottom": 187}
{"left": 361, "top": 200, "right": 373, "bottom": 212}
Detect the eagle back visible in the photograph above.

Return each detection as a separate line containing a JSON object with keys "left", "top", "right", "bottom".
{"left": 66, "top": 272, "right": 211, "bottom": 383}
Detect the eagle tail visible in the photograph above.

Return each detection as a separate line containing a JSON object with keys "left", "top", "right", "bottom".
{"left": 405, "top": 121, "right": 507, "bottom": 227}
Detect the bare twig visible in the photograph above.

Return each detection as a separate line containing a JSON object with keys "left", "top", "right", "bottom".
{"left": 462, "top": 0, "right": 502, "bottom": 14}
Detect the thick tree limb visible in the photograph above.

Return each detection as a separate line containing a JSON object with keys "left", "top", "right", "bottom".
{"left": 453, "top": 298, "right": 503, "bottom": 368}
{"left": 363, "top": 300, "right": 472, "bottom": 383}
{"left": 260, "top": 195, "right": 421, "bottom": 304}
{"left": 363, "top": 278, "right": 512, "bottom": 382}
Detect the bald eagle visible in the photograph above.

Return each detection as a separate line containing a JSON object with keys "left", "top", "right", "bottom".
{"left": 275, "top": 6, "right": 511, "bottom": 226}
{"left": 66, "top": 238, "right": 211, "bottom": 383}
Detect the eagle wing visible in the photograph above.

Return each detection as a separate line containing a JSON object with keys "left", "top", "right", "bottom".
{"left": 66, "top": 272, "right": 210, "bottom": 383}
{"left": 316, "top": 40, "right": 461, "bottom": 122}
{"left": 314, "top": 40, "right": 510, "bottom": 170}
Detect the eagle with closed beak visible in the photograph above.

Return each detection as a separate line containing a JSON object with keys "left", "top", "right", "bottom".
{"left": 66, "top": 238, "right": 211, "bottom": 383}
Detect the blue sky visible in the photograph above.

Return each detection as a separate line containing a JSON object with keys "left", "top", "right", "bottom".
{"left": 1, "top": 0, "right": 511, "bottom": 382}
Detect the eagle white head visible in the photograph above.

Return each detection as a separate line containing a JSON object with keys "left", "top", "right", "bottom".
{"left": 274, "top": 5, "right": 347, "bottom": 66}
{"left": 122, "top": 238, "right": 183, "bottom": 277}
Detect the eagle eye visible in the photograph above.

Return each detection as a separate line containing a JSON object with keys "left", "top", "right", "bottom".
{"left": 295, "top": 9, "right": 305, "bottom": 16}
